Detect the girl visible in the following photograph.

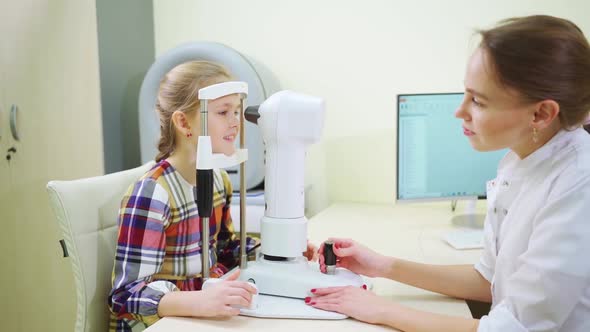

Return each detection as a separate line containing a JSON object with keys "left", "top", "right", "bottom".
{"left": 108, "top": 61, "right": 315, "bottom": 331}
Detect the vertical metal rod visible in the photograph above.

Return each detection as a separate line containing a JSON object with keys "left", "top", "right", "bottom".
{"left": 201, "top": 102, "right": 208, "bottom": 136}
{"left": 200, "top": 101, "right": 210, "bottom": 280}
{"left": 201, "top": 217, "right": 210, "bottom": 279}
{"left": 239, "top": 98, "right": 248, "bottom": 269}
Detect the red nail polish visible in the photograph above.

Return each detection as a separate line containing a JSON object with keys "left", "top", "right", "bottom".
{"left": 362, "top": 284, "right": 367, "bottom": 290}
{"left": 311, "top": 288, "right": 316, "bottom": 293}
{"left": 305, "top": 297, "right": 311, "bottom": 303}
{"left": 310, "top": 302, "right": 316, "bottom": 305}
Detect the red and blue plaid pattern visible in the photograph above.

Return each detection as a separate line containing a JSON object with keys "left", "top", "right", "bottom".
{"left": 108, "top": 160, "right": 257, "bottom": 331}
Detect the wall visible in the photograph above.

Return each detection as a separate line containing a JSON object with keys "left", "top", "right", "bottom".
{"left": 153, "top": 0, "right": 590, "bottom": 215}
{"left": 97, "top": 0, "right": 155, "bottom": 173}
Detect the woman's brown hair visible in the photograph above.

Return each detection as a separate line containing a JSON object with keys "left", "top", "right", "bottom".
{"left": 478, "top": 15, "right": 590, "bottom": 129}
{"left": 155, "top": 61, "right": 232, "bottom": 162}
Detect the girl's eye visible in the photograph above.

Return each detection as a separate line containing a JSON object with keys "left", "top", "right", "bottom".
{"left": 234, "top": 110, "right": 240, "bottom": 116}
{"left": 219, "top": 111, "right": 228, "bottom": 115}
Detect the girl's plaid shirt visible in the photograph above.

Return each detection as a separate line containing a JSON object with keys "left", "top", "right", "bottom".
{"left": 108, "top": 160, "right": 257, "bottom": 331}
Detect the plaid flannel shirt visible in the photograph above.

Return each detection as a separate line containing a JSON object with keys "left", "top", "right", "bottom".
{"left": 108, "top": 160, "right": 257, "bottom": 331}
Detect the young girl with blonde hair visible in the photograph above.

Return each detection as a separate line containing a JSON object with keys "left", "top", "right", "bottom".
{"left": 108, "top": 61, "right": 316, "bottom": 331}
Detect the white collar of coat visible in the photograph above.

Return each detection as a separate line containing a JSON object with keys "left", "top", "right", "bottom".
{"left": 496, "top": 128, "right": 586, "bottom": 179}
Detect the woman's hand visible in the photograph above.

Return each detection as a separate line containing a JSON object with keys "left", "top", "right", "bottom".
{"left": 308, "top": 286, "right": 393, "bottom": 324}
{"left": 318, "top": 238, "right": 392, "bottom": 277}
{"left": 304, "top": 240, "right": 319, "bottom": 261}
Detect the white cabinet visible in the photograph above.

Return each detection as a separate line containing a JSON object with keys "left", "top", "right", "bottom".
{"left": 0, "top": 1, "right": 105, "bottom": 331}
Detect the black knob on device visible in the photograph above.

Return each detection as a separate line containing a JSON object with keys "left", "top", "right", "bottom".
{"left": 324, "top": 241, "right": 336, "bottom": 274}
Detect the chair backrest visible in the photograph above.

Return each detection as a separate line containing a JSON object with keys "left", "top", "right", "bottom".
{"left": 47, "top": 162, "right": 155, "bottom": 332}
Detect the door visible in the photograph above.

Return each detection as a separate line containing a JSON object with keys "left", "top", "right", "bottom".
{"left": 1, "top": 0, "right": 105, "bottom": 330}
{"left": 0, "top": 18, "right": 17, "bottom": 330}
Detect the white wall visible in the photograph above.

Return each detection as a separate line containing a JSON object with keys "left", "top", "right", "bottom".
{"left": 153, "top": 0, "right": 590, "bottom": 215}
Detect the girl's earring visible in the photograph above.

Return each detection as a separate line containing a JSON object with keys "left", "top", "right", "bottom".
{"left": 532, "top": 127, "right": 539, "bottom": 143}
{"left": 186, "top": 125, "right": 193, "bottom": 138}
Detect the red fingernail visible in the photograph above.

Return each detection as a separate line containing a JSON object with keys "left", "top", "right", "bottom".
{"left": 305, "top": 297, "right": 311, "bottom": 303}
{"left": 310, "top": 302, "right": 316, "bottom": 305}
{"left": 311, "top": 289, "right": 316, "bottom": 293}
{"left": 362, "top": 284, "right": 367, "bottom": 290}
{"left": 335, "top": 244, "right": 339, "bottom": 249}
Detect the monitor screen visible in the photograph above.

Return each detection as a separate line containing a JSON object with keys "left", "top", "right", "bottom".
{"left": 396, "top": 93, "right": 507, "bottom": 201}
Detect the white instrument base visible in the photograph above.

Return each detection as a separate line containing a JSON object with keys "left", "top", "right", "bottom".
{"left": 239, "top": 294, "right": 346, "bottom": 319}
{"left": 234, "top": 257, "right": 370, "bottom": 319}
{"left": 240, "top": 256, "right": 364, "bottom": 299}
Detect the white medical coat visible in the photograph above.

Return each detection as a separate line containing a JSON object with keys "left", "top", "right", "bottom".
{"left": 476, "top": 128, "right": 590, "bottom": 332}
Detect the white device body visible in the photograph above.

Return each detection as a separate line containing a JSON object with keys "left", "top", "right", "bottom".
{"left": 257, "top": 91, "right": 325, "bottom": 258}
{"left": 237, "top": 91, "right": 364, "bottom": 320}
{"left": 197, "top": 87, "right": 365, "bottom": 319}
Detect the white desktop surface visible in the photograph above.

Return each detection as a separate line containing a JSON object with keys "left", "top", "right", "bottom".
{"left": 145, "top": 202, "right": 484, "bottom": 332}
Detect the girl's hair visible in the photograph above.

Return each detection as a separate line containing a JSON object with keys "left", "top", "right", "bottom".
{"left": 478, "top": 15, "right": 590, "bottom": 129}
{"left": 155, "top": 61, "right": 232, "bottom": 162}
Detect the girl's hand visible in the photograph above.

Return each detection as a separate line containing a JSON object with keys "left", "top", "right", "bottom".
{"left": 158, "top": 269, "right": 257, "bottom": 318}
{"left": 195, "top": 269, "right": 257, "bottom": 317}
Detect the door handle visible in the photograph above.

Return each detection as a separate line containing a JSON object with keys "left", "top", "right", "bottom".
{"left": 10, "top": 104, "right": 19, "bottom": 141}
{"left": 6, "top": 147, "right": 16, "bottom": 161}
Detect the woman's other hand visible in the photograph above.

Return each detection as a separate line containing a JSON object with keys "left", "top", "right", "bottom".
{"left": 308, "top": 286, "right": 393, "bottom": 324}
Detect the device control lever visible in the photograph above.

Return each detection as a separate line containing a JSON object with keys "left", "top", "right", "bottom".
{"left": 323, "top": 241, "right": 336, "bottom": 275}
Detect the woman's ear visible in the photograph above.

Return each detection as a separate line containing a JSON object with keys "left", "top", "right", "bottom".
{"left": 532, "top": 100, "right": 560, "bottom": 130}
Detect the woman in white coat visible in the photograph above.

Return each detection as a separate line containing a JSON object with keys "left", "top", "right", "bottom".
{"left": 311, "top": 15, "right": 590, "bottom": 332}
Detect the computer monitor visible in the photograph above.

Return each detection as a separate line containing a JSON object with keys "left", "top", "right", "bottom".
{"left": 396, "top": 93, "right": 508, "bottom": 226}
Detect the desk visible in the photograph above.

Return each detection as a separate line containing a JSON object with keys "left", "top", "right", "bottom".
{"left": 146, "top": 202, "right": 484, "bottom": 331}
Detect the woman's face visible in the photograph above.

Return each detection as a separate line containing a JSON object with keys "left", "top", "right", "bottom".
{"left": 455, "top": 48, "right": 536, "bottom": 156}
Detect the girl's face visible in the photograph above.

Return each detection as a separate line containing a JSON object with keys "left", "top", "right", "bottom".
{"left": 455, "top": 48, "right": 537, "bottom": 157}
{"left": 205, "top": 93, "right": 242, "bottom": 156}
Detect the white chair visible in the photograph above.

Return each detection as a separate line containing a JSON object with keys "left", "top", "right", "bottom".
{"left": 46, "top": 162, "right": 155, "bottom": 332}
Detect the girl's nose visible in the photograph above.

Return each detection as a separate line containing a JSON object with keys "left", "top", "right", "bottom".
{"left": 230, "top": 115, "right": 240, "bottom": 127}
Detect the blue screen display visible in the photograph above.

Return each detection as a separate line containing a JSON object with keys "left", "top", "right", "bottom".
{"left": 397, "top": 93, "right": 507, "bottom": 200}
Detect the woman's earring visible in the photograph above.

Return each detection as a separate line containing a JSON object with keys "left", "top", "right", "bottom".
{"left": 186, "top": 125, "right": 193, "bottom": 138}
{"left": 532, "top": 127, "right": 539, "bottom": 143}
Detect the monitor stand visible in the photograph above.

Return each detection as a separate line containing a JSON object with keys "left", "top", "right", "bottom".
{"left": 450, "top": 198, "right": 485, "bottom": 229}
{"left": 444, "top": 198, "right": 486, "bottom": 249}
